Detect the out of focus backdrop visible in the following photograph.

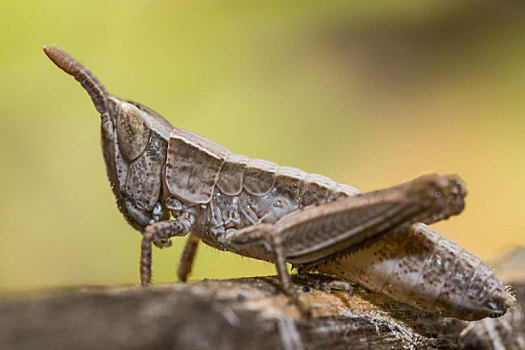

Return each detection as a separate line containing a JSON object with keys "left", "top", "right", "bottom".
{"left": 1, "top": 1, "right": 524, "bottom": 291}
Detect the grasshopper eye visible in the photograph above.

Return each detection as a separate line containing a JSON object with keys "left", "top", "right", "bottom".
{"left": 117, "top": 103, "right": 151, "bottom": 161}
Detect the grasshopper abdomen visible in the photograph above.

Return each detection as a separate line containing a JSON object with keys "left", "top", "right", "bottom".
{"left": 318, "top": 223, "right": 514, "bottom": 320}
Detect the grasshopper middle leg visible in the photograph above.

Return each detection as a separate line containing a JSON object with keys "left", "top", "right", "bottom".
{"left": 177, "top": 233, "right": 200, "bottom": 282}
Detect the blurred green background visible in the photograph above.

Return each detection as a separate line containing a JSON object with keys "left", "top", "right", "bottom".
{"left": 1, "top": 1, "right": 524, "bottom": 291}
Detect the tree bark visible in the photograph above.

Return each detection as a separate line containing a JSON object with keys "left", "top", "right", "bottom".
{"left": 0, "top": 249, "right": 523, "bottom": 350}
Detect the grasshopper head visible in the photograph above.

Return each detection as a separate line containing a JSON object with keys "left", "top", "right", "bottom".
{"left": 101, "top": 97, "right": 173, "bottom": 231}
{"left": 44, "top": 46, "right": 173, "bottom": 231}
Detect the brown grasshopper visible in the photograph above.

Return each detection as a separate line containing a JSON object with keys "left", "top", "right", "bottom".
{"left": 43, "top": 46, "right": 512, "bottom": 320}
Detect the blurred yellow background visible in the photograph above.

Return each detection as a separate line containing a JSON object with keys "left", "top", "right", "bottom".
{"left": 1, "top": 1, "right": 524, "bottom": 291}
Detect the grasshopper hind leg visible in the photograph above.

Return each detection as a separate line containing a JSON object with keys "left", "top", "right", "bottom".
{"left": 271, "top": 235, "right": 313, "bottom": 317}
{"left": 226, "top": 224, "right": 314, "bottom": 317}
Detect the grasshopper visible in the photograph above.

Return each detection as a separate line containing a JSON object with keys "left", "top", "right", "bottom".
{"left": 43, "top": 46, "right": 512, "bottom": 320}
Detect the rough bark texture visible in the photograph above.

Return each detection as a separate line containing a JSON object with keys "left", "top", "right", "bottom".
{"left": 0, "top": 248, "right": 523, "bottom": 350}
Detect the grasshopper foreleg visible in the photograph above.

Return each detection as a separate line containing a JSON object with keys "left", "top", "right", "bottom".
{"left": 141, "top": 212, "right": 195, "bottom": 286}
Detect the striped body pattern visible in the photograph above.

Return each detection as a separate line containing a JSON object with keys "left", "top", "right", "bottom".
{"left": 318, "top": 223, "right": 515, "bottom": 320}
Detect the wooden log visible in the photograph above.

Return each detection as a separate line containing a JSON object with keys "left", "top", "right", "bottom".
{"left": 0, "top": 249, "right": 523, "bottom": 349}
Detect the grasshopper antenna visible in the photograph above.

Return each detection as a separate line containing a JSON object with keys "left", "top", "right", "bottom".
{"left": 43, "top": 45, "right": 109, "bottom": 114}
